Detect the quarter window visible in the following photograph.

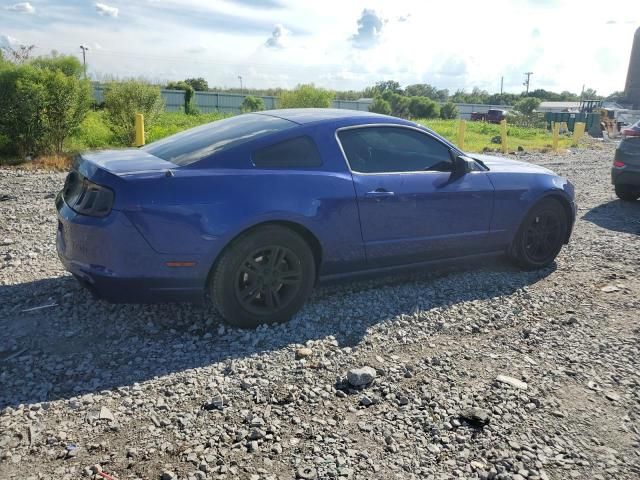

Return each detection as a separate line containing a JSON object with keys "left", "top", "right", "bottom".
{"left": 338, "top": 127, "right": 453, "bottom": 173}
{"left": 252, "top": 136, "right": 322, "bottom": 168}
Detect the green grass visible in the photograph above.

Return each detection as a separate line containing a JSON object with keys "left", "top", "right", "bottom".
{"left": 64, "top": 110, "right": 228, "bottom": 152}
{"left": 62, "top": 112, "right": 575, "bottom": 157}
{"left": 416, "top": 118, "right": 575, "bottom": 152}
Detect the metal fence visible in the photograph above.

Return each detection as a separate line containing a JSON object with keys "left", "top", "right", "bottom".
{"left": 92, "top": 85, "right": 509, "bottom": 118}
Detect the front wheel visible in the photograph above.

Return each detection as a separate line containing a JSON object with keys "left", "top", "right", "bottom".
{"left": 510, "top": 198, "right": 568, "bottom": 270}
{"left": 615, "top": 184, "right": 640, "bottom": 202}
{"left": 210, "top": 225, "right": 315, "bottom": 328}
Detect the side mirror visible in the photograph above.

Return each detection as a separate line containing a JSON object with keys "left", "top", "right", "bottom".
{"left": 454, "top": 155, "right": 475, "bottom": 174}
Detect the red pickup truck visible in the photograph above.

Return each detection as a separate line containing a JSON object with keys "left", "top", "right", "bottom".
{"left": 470, "top": 109, "right": 507, "bottom": 124}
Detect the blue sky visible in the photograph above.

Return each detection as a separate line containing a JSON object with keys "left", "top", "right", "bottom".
{"left": 0, "top": 0, "right": 637, "bottom": 95}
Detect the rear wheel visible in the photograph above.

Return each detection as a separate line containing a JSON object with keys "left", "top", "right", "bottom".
{"left": 511, "top": 198, "right": 568, "bottom": 270}
{"left": 615, "top": 184, "right": 640, "bottom": 202}
{"left": 210, "top": 225, "right": 315, "bottom": 328}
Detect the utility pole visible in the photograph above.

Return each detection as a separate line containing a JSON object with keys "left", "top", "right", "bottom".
{"left": 523, "top": 71, "right": 533, "bottom": 94}
{"left": 238, "top": 75, "right": 243, "bottom": 95}
{"left": 79, "top": 45, "right": 89, "bottom": 79}
{"left": 500, "top": 76, "right": 504, "bottom": 95}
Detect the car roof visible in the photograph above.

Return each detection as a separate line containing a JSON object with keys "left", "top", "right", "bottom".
{"left": 255, "top": 108, "right": 406, "bottom": 126}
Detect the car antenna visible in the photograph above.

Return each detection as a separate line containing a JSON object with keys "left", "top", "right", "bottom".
{"left": 165, "top": 169, "right": 174, "bottom": 177}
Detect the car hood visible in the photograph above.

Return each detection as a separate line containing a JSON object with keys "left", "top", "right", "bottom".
{"left": 470, "top": 154, "right": 554, "bottom": 175}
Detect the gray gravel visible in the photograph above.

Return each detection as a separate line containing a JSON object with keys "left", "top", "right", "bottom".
{"left": 1, "top": 142, "right": 639, "bottom": 480}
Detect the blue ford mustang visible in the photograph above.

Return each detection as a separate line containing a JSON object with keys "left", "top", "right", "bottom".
{"left": 56, "top": 109, "right": 576, "bottom": 327}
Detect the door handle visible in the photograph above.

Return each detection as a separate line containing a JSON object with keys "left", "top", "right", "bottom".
{"left": 365, "top": 189, "right": 395, "bottom": 198}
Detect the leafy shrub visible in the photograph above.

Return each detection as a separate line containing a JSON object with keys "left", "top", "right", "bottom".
{"left": 408, "top": 96, "right": 440, "bottom": 119}
{"left": 278, "top": 84, "right": 334, "bottom": 108}
{"left": 440, "top": 102, "right": 458, "bottom": 119}
{"left": 241, "top": 96, "right": 265, "bottom": 113}
{"left": 0, "top": 65, "right": 48, "bottom": 157}
{"left": 104, "top": 81, "right": 164, "bottom": 145}
{"left": 43, "top": 71, "right": 92, "bottom": 153}
{"left": 368, "top": 97, "right": 391, "bottom": 115}
{"left": 381, "top": 91, "right": 411, "bottom": 118}
{"left": 514, "top": 97, "right": 541, "bottom": 115}
{"left": 31, "top": 55, "right": 84, "bottom": 79}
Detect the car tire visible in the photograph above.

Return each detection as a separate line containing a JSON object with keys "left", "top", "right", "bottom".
{"left": 210, "top": 225, "right": 315, "bottom": 329}
{"left": 510, "top": 198, "right": 568, "bottom": 270}
{"left": 614, "top": 184, "right": 640, "bottom": 202}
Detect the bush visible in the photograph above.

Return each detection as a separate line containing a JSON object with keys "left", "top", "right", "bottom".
{"left": 514, "top": 97, "right": 541, "bottom": 115}
{"left": 0, "top": 65, "right": 48, "bottom": 157}
{"left": 31, "top": 55, "right": 84, "bottom": 79}
{"left": 408, "top": 96, "right": 440, "bottom": 119}
{"left": 440, "top": 102, "right": 458, "bottom": 119}
{"left": 381, "top": 91, "right": 411, "bottom": 118}
{"left": 104, "top": 81, "right": 164, "bottom": 145}
{"left": 241, "top": 95, "right": 265, "bottom": 113}
{"left": 43, "top": 71, "right": 92, "bottom": 153}
{"left": 278, "top": 84, "right": 334, "bottom": 108}
{"left": 368, "top": 97, "right": 391, "bottom": 115}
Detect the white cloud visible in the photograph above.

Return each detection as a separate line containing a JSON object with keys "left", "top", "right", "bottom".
{"left": 265, "top": 24, "right": 290, "bottom": 49}
{"left": 350, "top": 9, "right": 384, "bottom": 49}
{"left": 0, "top": 34, "right": 19, "bottom": 48}
{"left": 95, "top": 3, "right": 119, "bottom": 18}
{"left": 6, "top": 2, "right": 35, "bottom": 14}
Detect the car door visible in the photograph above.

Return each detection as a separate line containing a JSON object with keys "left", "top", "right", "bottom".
{"left": 336, "top": 125, "right": 495, "bottom": 267}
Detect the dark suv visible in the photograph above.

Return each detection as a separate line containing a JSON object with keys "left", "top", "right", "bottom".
{"left": 612, "top": 120, "right": 640, "bottom": 201}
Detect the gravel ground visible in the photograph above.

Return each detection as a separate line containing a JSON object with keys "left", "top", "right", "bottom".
{"left": 0, "top": 142, "right": 639, "bottom": 480}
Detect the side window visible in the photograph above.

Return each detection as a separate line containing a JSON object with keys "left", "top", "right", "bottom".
{"left": 338, "top": 127, "right": 452, "bottom": 173}
{"left": 252, "top": 136, "right": 322, "bottom": 168}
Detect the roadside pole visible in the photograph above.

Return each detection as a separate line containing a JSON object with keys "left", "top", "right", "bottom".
{"left": 500, "top": 120, "right": 508, "bottom": 154}
{"left": 135, "top": 114, "right": 145, "bottom": 147}
{"left": 457, "top": 120, "right": 466, "bottom": 151}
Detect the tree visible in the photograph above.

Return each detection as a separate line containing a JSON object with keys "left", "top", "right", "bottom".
{"left": 241, "top": 95, "right": 264, "bottom": 113}
{"left": 404, "top": 84, "right": 448, "bottom": 102}
{"left": 368, "top": 97, "right": 391, "bottom": 115}
{"left": 166, "top": 80, "right": 198, "bottom": 114}
{"left": 104, "top": 81, "right": 164, "bottom": 145}
{"left": 605, "top": 91, "right": 626, "bottom": 102}
{"left": 185, "top": 77, "right": 208, "bottom": 91}
{"left": 1, "top": 44, "right": 36, "bottom": 64}
{"left": 381, "top": 91, "right": 411, "bottom": 118}
{"left": 408, "top": 96, "right": 440, "bottom": 118}
{"left": 363, "top": 80, "right": 402, "bottom": 98}
{"left": 43, "top": 71, "right": 92, "bottom": 153}
{"left": 514, "top": 96, "right": 541, "bottom": 115}
{"left": 440, "top": 102, "right": 458, "bottom": 119}
{"left": 581, "top": 87, "right": 602, "bottom": 100}
{"left": 278, "top": 84, "right": 334, "bottom": 108}
{"left": 31, "top": 54, "right": 84, "bottom": 79}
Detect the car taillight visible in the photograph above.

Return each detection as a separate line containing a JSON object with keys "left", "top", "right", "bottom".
{"left": 622, "top": 128, "right": 640, "bottom": 137}
{"left": 613, "top": 160, "right": 625, "bottom": 168}
{"left": 62, "top": 171, "right": 114, "bottom": 217}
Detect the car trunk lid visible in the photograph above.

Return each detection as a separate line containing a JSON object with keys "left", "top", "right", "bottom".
{"left": 76, "top": 149, "right": 177, "bottom": 177}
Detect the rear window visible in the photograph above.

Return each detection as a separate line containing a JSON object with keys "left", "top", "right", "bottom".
{"left": 252, "top": 136, "right": 322, "bottom": 168}
{"left": 143, "top": 114, "right": 295, "bottom": 166}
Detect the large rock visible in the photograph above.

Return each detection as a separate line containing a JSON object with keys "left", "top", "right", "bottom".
{"left": 347, "top": 367, "right": 377, "bottom": 387}
{"left": 496, "top": 375, "right": 528, "bottom": 390}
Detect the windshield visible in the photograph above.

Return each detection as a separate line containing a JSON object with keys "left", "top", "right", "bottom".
{"left": 143, "top": 114, "right": 295, "bottom": 166}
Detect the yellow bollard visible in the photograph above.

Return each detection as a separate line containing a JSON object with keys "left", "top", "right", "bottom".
{"left": 572, "top": 122, "right": 585, "bottom": 146}
{"left": 500, "top": 119, "right": 507, "bottom": 154}
{"left": 457, "top": 120, "right": 466, "bottom": 151}
{"left": 135, "top": 113, "right": 145, "bottom": 147}
{"left": 552, "top": 122, "right": 560, "bottom": 152}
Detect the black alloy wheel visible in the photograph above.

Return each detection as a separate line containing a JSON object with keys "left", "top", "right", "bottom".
{"left": 210, "top": 225, "right": 315, "bottom": 328}
{"left": 511, "top": 198, "right": 568, "bottom": 270}
{"left": 234, "top": 245, "right": 303, "bottom": 315}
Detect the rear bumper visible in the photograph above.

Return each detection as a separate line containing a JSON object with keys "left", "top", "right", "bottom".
{"left": 611, "top": 167, "right": 640, "bottom": 186}
{"left": 56, "top": 194, "right": 206, "bottom": 303}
